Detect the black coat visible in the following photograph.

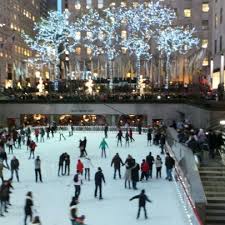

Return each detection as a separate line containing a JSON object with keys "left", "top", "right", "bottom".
{"left": 165, "top": 156, "right": 175, "bottom": 169}
{"left": 0, "top": 151, "right": 7, "bottom": 161}
{"left": 111, "top": 155, "right": 123, "bottom": 168}
{"left": 24, "top": 196, "right": 33, "bottom": 215}
{"left": 131, "top": 163, "right": 140, "bottom": 182}
{"left": 130, "top": 193, "right": 151, "bottom": 206}
{"left": 11, "top": 158, "right": 19, "bottom": 170}
{"left": 95, "top": 171, "right": 105, "bottom": 185}
{"left": 146, "top": 155, "right": 154, "bottom": 167}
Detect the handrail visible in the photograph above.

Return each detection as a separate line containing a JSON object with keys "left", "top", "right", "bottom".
{"left": 166, "top": 142, "right": 205, "bottom": 225}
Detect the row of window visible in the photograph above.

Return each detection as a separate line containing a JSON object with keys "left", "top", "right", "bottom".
{"left": 15, "top": 45, "right": 32, "bottom": 57}
{"left": 13, "top": 4, "right": 37, "bottom": 22}
{"left": 215, "top": 8, "right": 223, "bottom": 28}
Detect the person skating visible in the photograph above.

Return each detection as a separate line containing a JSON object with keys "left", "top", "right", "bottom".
{"left": 94, "top": 167, "right": 105, "bottom": 200}
{"left": 83, "top": 157, "right": 93, "bottom": 181}
{"left": 129, "top": 128, "right": 135, "bottom": 142}
{"left": 146, "top": 152, "right": 154, "bottom": 178}
{"left": 59, "top": 128, "right": 66, "bottom": 141}
{"left": 124, "top": 155, "right": 133, "bottom": 189}
{"left": 104, "top": 124, "right": 108, "bottom": 138}
{"left": 129, "top": 189, "right": 152, "bottom": 219}
{"left": 34, "top": 156, "right": 42, "bottom": 183}
{"left": 31, "top": 215, "right": 42, "bottom": 225}
{"left": 76, "top": 159, "right": 84, "bottom": 175}
{"left": 73, "top": 170, "right": 83, "bottom": 199}
{"left": 69, "top": 196, "right": 79, "bottom": 225}
{"left": 125, "top": 132, "right": 130, "bottom": 147}
{"left": 58, "top": 153, "right": 65, "bottom": 176}
{"left": 131, "top": 159, "right": 140, "bottom": 190}
{"left": 160, "top": 133, "right": 166, "bottom": 154}
{"left": 29, "top": 140, "right": 37, "bottom": 159}
{"left": 0, "top": 159, "right": 8, "bottom": 184}
{"left": 24, "top": 191, "right": 33, "bottom": 225}
{"left": 83, "top": 137, "right": 87, "bottom": 154}
{"left": 10, "top": 156, "right": 19, "bottom": 182}
{"left": 68, "top": 124, "right": 73, "bottom": 137}
{"left": 155, "top": 155, "right": 162, "bottom": 178}
{"left": 147, "top": 128, "right": 152, "bottom": 146}
{"left": 140, "top": 159, "right": 149, "bottom": 181}
{"left": 7, "top": 137, "right": 14, "bottom": 154}
{"left": 40, "top": 127, "right": 45, "bottom": 143}
{"left": 46, "top": 126, "right": 50, "bottom": 139}
{"left": 116, "top": 130, "right": 123, "bottom": 147}
{"left": 0, "top": 148, "right": 9, "bottom": 169}
{"left": 111, "top": 153, "right": 124, "bottom": 179}
{"left": 34, "top": 128, "right": 39, "bottom": 143}
{"left": 165, "top": 153, "right": 175, "bottom": 181}
{"left": 26, "top": 136, "right": 31, "bottom": 151}
{"left": 99, "top": 138, "right": 109, "bottom": 158}
{"left": 17, "top": 134, "right": 22, "bottom": 149}
{"left": 64, "top": 153, "right": 70, "bottom": 175}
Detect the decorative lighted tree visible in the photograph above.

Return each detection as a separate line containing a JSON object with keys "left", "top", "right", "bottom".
{"left": 37, "top": 77, "right": 45, "bottom": 95}
{"left": 122, "top": 36, "right": 151, "bottom": 79}
{"left": 137, "top": 75, "right": 146, "bottom": 96}
{"left": 156, "top": 27, "right": 199, "bottom": 88}
{"left": 23, "top": 11, "right": 80, "bottom": 80}
{"left": 85, "top": 77, "right": 94, "bottom": 95}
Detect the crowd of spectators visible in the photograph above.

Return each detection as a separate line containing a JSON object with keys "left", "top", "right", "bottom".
{"left": 170, "top": 120, "right": 224, "bottom": 160}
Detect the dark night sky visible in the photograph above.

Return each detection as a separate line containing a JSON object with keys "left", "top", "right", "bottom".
{"left": 47, "top": 0, "right": 57, "bottom": 10}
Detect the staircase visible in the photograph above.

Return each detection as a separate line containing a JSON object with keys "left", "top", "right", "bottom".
{"left": 199, "top": 163, "right": 225, "bottom": 225}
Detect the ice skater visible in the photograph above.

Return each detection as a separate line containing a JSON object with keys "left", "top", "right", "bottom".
{"left": 73, "top": 170, "right": 83, "bottom": 199}
{"left": 147, "top": 128, "right": 152, "bottom": 146}
{"left": 99, "top": 138, "right": 109, "bottom": 158}
{"left": 129, "top": 128, "right": 135, "bottom": 142}
{"left": 104, "top": 124, "right": 108, "bottom": 138}
{"left": 116, "top": 129, "right": 123, "bottom": 147}
{"left": 94, "top": 167, "right": 105, "bottom": 200}
{"left": 34, "top": 156, "right": 42, "bottom": 183}
{"left": 111, "top": 153, "right": 124, "bottom": 179}
{"left": 24, "top": 192, "right": 33, "bottom": 225}
{"left": 59, "top": 128, "right": 66, "bottom": 141}
{"left": 10, "top": 156, "right": 19, "bottom": 182}
{"left": 125, "top": 132, "right": 130, "bottom": 147}
{"left": 129, "top": 189, "right": 152, "bottom": 219}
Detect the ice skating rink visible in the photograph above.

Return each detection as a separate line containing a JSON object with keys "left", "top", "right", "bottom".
{"left": 0, "top": 131, "right": 191, "bottom": 225}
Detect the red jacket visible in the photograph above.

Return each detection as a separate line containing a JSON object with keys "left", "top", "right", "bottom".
{"left": 30, "top": 141, "right": 37, "bottom": 150}
{"left": 76, "top": 160, "right": 84, "bottom": 173}
{"left": 141, "top": 162, "right": 149, "bottom": 172}
{"left": 34, "top": 128, "right": 39, "bottom": 136}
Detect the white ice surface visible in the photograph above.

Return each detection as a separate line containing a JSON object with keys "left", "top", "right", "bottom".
{"left": 0, "top": 131, "right": 190, "bottom": 225}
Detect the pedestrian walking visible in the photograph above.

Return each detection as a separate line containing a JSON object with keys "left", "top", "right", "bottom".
{"left": 10, "top": 156, "right": 19, "bottom": 182}
{"left": 34, "top": 156, "right": 42, "bottom": 183}
{"left": 24, "top": 192, "right": 33, "bottom": 225}
{"left": 129, "top": 189, "right": 152, "bottom": 219}
{"left": 99, "top": 138, "right": 109, "bottom": 158}
{"left": 111, "top": 153, "right": 124, "bottom": 179}
{"left": 94, "top": 167, "right": 105, "bottom": 200}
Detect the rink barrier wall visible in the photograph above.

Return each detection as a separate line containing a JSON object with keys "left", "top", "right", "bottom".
{"left": 166, "top": 127, "right": 207, "bottom": 224}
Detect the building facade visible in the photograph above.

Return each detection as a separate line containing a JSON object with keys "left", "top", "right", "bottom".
{"left": 211, "top": 0, "right": 225, "bottom": 89}
{"left": 0, "top": 0, "right": 47, "bottom": 87}
{"left": 61, "top": 0, "right": 211, "bottom": 85}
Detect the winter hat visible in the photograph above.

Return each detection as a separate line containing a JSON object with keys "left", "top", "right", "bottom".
{"left": 98, "top": 167, "right": 102, "bottom": 171}
{"left": 141, "top": 189, "right": 145, "bottom": 194}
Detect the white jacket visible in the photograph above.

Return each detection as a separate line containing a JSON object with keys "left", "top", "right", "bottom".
{"left": 82, "top": 158, "right": 92, "bottom": 169}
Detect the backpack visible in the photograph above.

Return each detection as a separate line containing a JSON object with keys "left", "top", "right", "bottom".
{"left": 74, "top": 174, "right": 79, "bottom": 182}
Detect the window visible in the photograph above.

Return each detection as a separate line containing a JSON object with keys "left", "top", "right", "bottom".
{"left": 215, "top": 39, "right": 217, "bottom": 54}
{"left": 215, "top": 14, "right": 218, "bottom": 28}
{"left": 202, "top": 3, "right": 209, "bottom": 12}
{"left": 220, "top": 8, "right": 223, "bottom": 24}
{"left": 75, "top": 47, "right": 81, "bottom": 55}
{"left": 87, "top": 48, "right": 92, "bottom": 55}
{"left": 75, "top": 0, "right": 81, "bottom": 10}
{"left": 98, "top": 0, "right": 103, "bottom": 9}
{"left": 184, "top": 9, "right": 191, "bottom": 17}
{"left": 220, "top": 36, "right": 223, "bottom": 51}
{"left": 86, "top": 0, "right": 92, "bottom": 9}
{"left": 121, "top": 30, "right": 127, "bottom": 40}
{"left": 75, "top": 32, "right": 81, "bottom": 40}
{"left": 202, "top": 58, "right": 209, "bottom": 66}
{"left": 202, "top": 20, "right": 208, "bottom": 30}
{"left": 202, "top": 39, "right": 208, "bottom": 48}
